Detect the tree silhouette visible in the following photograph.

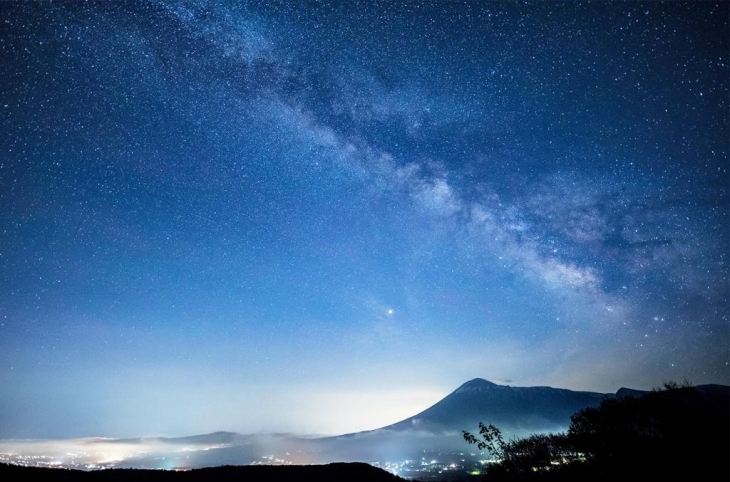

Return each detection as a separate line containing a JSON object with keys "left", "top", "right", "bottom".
{"left": 464, "top": 382, "right": 729, "bottom": 481}
{"left": 463, "top": 422, "right": 506, "bottom": 457}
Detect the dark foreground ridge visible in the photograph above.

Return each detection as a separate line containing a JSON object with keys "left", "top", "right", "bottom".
{"left": 0, "top": 462, "right": 406, "bottom": 482}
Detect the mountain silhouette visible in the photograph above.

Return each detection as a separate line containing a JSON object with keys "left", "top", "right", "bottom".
{"left": 378, "top": 378, "right": 607, "bottom": 435}
{"left": 315, "top": 379, "right": 611, "bottom": 463}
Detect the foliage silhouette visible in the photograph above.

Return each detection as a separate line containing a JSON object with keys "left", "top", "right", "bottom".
{"left": 464, "top": 382, "right": 729, "bottom": 481}
{"left": 463, "top": 422, "right": 505, "bottom": 456}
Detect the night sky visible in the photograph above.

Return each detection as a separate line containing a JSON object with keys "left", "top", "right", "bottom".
{"left": 1, "top": 1, "right": 728, "bottom": 439}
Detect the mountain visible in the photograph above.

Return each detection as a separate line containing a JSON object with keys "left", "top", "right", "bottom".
{"left": 103, "top": 431, "right": 247, "bottom": 446}
{"left": 310, "top": 379, "right": 612, "bottom": 465}
{"left": 380, "top": 378, "right": 608, "bottom": 435}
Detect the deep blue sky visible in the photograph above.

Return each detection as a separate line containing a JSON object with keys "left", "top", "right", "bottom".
{"left": 1, "top": 1, "right": 728, "bottom": 439}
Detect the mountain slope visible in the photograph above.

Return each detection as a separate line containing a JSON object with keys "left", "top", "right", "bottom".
{"left": 316, "top": 379, "right": 612, "bottom": 463}
{"left": 380, "top": 378, "right": 608, "bottom": 434}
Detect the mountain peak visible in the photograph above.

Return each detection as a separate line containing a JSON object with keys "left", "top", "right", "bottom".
{"left": 455, "top": 378, "right": 500, "bottom": 392}
{"left": 381, "top": 378, "right": 609, "bottom": 435}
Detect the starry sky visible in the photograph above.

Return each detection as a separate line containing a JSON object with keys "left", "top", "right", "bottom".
{"left": 1, "top": 1, "right": 728, "bottom": 439}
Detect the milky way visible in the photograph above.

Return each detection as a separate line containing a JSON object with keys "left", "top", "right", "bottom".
{"left": 0, "top": 1, "right": 727, "bottom": 438}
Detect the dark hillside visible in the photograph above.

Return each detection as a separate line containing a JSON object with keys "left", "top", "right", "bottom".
{"left": 0, "top": 462, "right": 406, "bottom": 482}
